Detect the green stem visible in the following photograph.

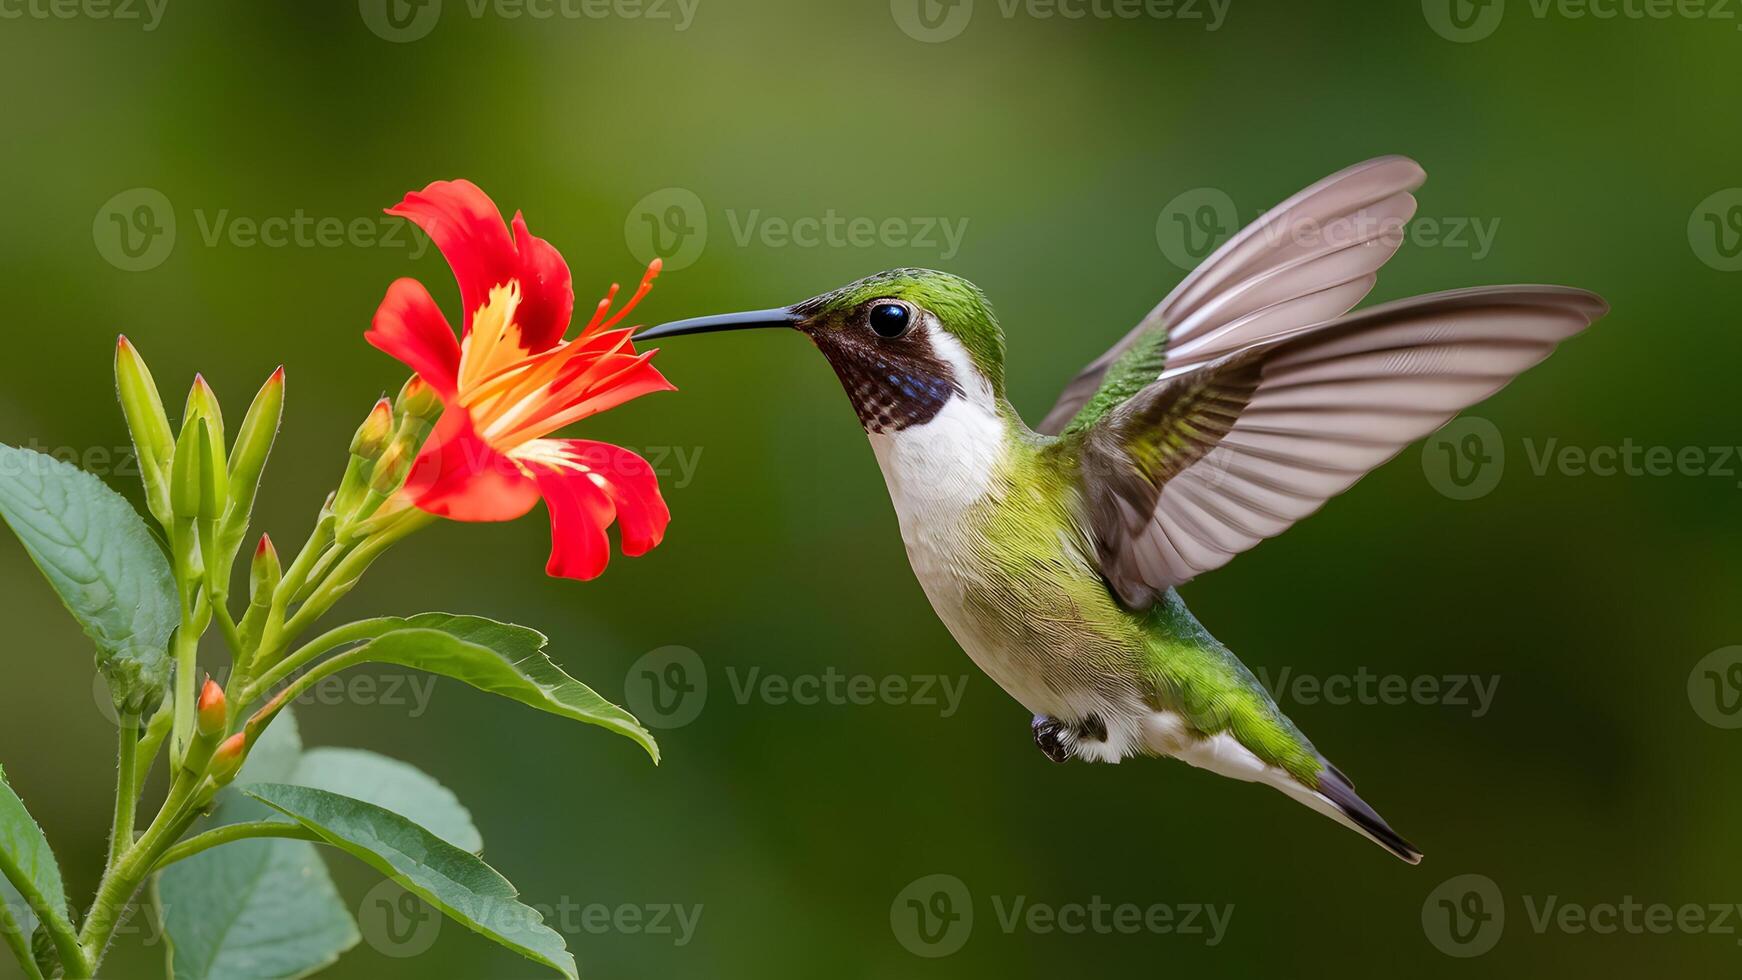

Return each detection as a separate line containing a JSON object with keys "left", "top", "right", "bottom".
{"left": 107, "top": 719, "right": 139, "bottom": 867}
{"left": 168, "top": 618, "right": 200, "bottom": 770}
{"left": 281, "top": 510, "right": 433, "bottom": 639}
{"left": 243, "top": 619, "right": 392, "bottom": 709}
{"left": 211, "top": 598, "right": 246, "bottom": 667}
{"left": 150, "top": 822, "right": 322, "bottom": 873}
{"left": 131, "top": 704, "right": 173, "bottom": 801}
{"left": 75, "top": 774, "right": 207, "bottom": 977}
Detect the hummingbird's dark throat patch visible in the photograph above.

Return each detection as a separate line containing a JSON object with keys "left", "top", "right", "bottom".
{"left": 808, "top": 328, "right": 962, "bottom": 434}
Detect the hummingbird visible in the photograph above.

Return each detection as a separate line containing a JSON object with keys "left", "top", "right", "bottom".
{"left": 634, "top": 157, "right": 1606, "bottom": 863}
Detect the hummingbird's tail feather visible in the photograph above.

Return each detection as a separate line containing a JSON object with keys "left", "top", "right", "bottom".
{"left": 1303, "top": 759, "right": 1423, "bottom": 865}
{"left": 1163, "top": 722, "right": 1423, "bottom": 863}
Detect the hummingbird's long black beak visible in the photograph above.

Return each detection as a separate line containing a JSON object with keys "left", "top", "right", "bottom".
{"left": 635, "top": 307, "right": 798, "bottom": 342}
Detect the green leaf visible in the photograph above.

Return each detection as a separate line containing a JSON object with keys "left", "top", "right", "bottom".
{"left": 0, "top": 768, "right": 72, "bottom": 966}
{"left": 0, "top": 445, "right": 175, "bottom": 715}
{"left": 290, "top": 749, "right": 481, "bottom": 853}
{"left": 244, "top": 783, "right": 576, "bottom": 980}
{"left": 155, "top": 712, "right": 360, "bottom": 980}
{"left": 315, "top": 613, "right": 657, "bottom": 762}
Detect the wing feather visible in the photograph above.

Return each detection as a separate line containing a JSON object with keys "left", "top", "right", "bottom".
{"left": 1076, "top": 287, "right": 1607, "bottom": 608}
{"left": 1038, "top": 157, "right": 1427, "bottom": 434}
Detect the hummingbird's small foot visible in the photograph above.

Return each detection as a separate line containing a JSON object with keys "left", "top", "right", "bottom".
{"left": 1032, "top": 714, "right": 1071, "bottom": 764}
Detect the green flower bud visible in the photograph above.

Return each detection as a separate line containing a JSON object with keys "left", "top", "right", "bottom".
{"left": 350, "top": 397, "right": 394, "bottom": 459}
{"left": 395, "top": 375, "right": 442, "bottom": 421}
{"left": 237, "top": 534, "right": 280, "bottom": 652}
{"left": 114, "top": 336, "right": 176, "bottom": 525}
{"left": 368, "top": 440, "right": 413, "bottom": 495}
{"left": 196, "top": 419, "right": 228, "bottom": 523}
{"left": 183, "top": 374, "right": 227, "bottom": 464}
{"left": 170, "top": 416, "right": 204, "bottom": 521}
{"left": 221, "top": 368, "right": 283, "bottom": 533}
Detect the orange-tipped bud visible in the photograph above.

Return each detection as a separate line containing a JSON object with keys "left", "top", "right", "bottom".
{"left": 209, "top": 733, "right": 247, "bottom": 784}
{"left": 196, "top": 678, "right": 226, "bottom": 737}
{"left": 351, "top": 397, "right": 395, "bottom": 459}
{"left": 250, "top": 533, "right": 281, "bottom": 598}
{"left": 395, "top": 375, "right": 442, "bottom": 421}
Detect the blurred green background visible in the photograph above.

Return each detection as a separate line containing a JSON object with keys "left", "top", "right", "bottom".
{"left": 1, "top": 0, "right": 1739, "bottom": 976}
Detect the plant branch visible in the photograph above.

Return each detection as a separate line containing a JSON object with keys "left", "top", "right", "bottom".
{"left": 107, "top": 719, "right": 139, "bottom": 867}
{"left": 150, "top": 822, "right": 322, "bottom": 873}
{"left": 131, "top": 703, "right": 173, "bottom": 801}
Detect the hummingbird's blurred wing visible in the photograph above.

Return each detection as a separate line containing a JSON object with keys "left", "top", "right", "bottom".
{"left": 1037, "top": 156, "right": 1426, "bottom": 435}
{"left": 1068, "top": 287, "right": 1607, "bottom": 608}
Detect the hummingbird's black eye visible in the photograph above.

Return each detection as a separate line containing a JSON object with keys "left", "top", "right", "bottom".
{"left": 868, "top": 303, "right": 912, "bottom": 339}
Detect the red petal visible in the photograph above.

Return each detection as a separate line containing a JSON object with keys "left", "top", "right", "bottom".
{"left": 403, "top": 411, "right": 540, "bottom": 522}
{"left": 556, "top": 440, "right": 671, "bottom": 557}
{"left": 530, "top": 464, "right": 615, "bottom": 580}
{"left": 510, "top": 211, "right": 575, "bottom": 353}
{"left": 386, "top": 181, "right": 573, "bottom": 349}
{"left": 367, "top": 278, "right": 462, "bottom": 399}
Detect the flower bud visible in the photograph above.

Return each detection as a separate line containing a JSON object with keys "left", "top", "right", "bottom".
{"left": 196, "top": 419, "right": 228, "bottom": 523}
{"left": 209, "top": 733, "right": 247, "bottom": 784}
{"left": 216, "top": 367, "right": 284, "bottom": 564}
{"left": 368, "top": 440, "right": 414, "bottom": 495}
{"left": 114, "top": 336, "right": 176, "bottom": 525}
{"left": 238, "top": 534, "right": 281, "bottom": 652}
{"left": 350, "top": 398, "right": 394, "bottom": 459}
{"left": 184, "top": 374, "right": 227, "bottom": 462}
{"left": 196, "top": 678, "right": 226, "bottom": 737}
{"left": 170, "top": 416, "right": 204, "bottom": 521}
{"left": 395, "top": 375, "right": 442, "bottom": 421}
{"left": 250, "top": 534, "right": 282, "bottom": 600}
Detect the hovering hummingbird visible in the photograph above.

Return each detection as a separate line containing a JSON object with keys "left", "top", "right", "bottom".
{"left": 635, "top": 157, "right": 1606, "bottom": 863}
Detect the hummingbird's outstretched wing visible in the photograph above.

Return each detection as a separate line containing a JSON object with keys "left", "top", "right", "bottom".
{"left": 1064, "top": 287, "right": 1607, "bottom": 608}
{"left": 1037, "top": 156, "right": 1428, "bottom": 436}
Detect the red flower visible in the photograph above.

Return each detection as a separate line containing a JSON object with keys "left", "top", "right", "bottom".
{"left": 367, "top": 180, "right": 673, "bottom": 580}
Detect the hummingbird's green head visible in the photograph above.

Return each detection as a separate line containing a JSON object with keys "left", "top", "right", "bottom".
{"left": 636, "top": 269, "right": 1007, "bottom": 433}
